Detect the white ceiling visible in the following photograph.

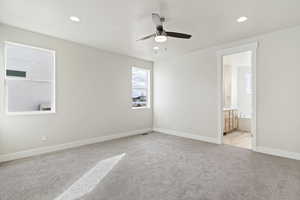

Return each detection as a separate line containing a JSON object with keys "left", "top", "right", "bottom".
{"left": 1, "top": 0, "right": 300, "bottom": 61}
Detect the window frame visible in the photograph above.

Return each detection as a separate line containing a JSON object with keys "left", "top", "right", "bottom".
{"left": 4, "top": 41, "right": 56, "bottom": 116}
{"left": 131, "top": 66, "right": 151, "bottom": 109}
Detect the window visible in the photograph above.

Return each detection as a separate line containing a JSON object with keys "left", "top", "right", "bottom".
{"left": 4, "top": 42, "right": 55, "bottom": 114}
{"left": 132, "top": 67, "right": 150, "bottom": 108}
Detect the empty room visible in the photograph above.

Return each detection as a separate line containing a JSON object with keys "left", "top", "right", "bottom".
{"left": 0, "top": 1, "right": 300, "bottom": 200}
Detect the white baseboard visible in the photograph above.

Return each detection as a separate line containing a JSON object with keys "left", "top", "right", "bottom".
{"left": 256, "top": 146, "right": 300, "bottom": 161}
{"left": 0, "top": 128, "right": 152, "bottom": 163}
{"left": 153, "top": 128, "right": 219, "bottom": 144}
{"left": 2, "top": 128, "right": 298, "bottom": 163}
{"left": 154, "top": 128, "right": 300, "bottom": 161}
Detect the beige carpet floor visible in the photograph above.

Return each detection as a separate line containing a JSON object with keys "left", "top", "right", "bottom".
{"left": 0, "top": 132, "right": 300, "bottom": 200}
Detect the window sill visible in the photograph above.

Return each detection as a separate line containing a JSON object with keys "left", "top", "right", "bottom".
{"left": 6, "top": 110, "right": 56, "bottom": 116}
{"left": 132, "top": 107, "right": 151, "bottom": 110}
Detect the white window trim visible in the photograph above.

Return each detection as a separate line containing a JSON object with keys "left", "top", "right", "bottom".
{"left": 131, "top": 67, "right": 151, "bottom": 109}
{"left": 4, "top": 41, "right": 56, "bottom": 116}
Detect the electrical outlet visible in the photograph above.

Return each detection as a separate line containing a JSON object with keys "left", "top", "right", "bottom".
{"left": 41, "top": 136, "right": 47, "bottom": 141}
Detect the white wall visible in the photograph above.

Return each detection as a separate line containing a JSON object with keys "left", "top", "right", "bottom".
{"left": 154, "top": 49, "right": 219, "bottom": 138}
{"left": 154, "top": 26, "right": 300, "bottom": 154}
{"left": 223, "top": 65, "right": 232, "bottom": 108}
{"left": 0, "top": 24, "right": 153, "bottom": 155}
{"left": 223, "top": 52, "right": 252, "bottom": 118}
{"left": 237, "top": 66, "right": 252, "bottom": 118}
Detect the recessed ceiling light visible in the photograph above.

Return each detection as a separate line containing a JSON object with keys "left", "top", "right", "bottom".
{"left": 153, "top": 46, "right": 159, "bottom": 50}
{"left": 154, "top": 35, "right": 167, "bottom": 43}
{"left": 70, "top": 16, "right": 80, "bottom": 22}
{"left": 237, "top": 16, "right": 248, "bottom": 23}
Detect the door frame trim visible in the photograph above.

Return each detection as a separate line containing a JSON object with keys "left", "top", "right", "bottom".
{"left": 216, "top": 42, "right": 258, "bottom": 150}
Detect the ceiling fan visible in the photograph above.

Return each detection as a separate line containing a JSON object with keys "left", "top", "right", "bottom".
{"left": 138, "top": 13, "right": 192, "bottom": 43}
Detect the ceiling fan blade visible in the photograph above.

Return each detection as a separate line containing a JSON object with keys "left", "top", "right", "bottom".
{"left": 152, "top": 13, "right": 162, "bottom": 27}
{"left": 166, "top": 31, "right": 192, "bottom": 39}
{"left": 137, "top": 33, "right": 155, "bottom": 41}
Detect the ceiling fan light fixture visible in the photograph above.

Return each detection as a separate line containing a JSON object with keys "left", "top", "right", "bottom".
{"left": 155, "top": 35, "right": 167, "bottom": 43}
{"left": 137, "top": 13, "right": 191, "bottom": 42}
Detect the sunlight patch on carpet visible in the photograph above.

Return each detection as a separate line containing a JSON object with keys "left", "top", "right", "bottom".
{"left": 54, "top": 153, "right": 126, "bottom": 200}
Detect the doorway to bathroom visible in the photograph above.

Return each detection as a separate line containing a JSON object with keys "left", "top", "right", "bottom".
{"left": 217, "top": 43, "right": 257, "bottom": 150}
